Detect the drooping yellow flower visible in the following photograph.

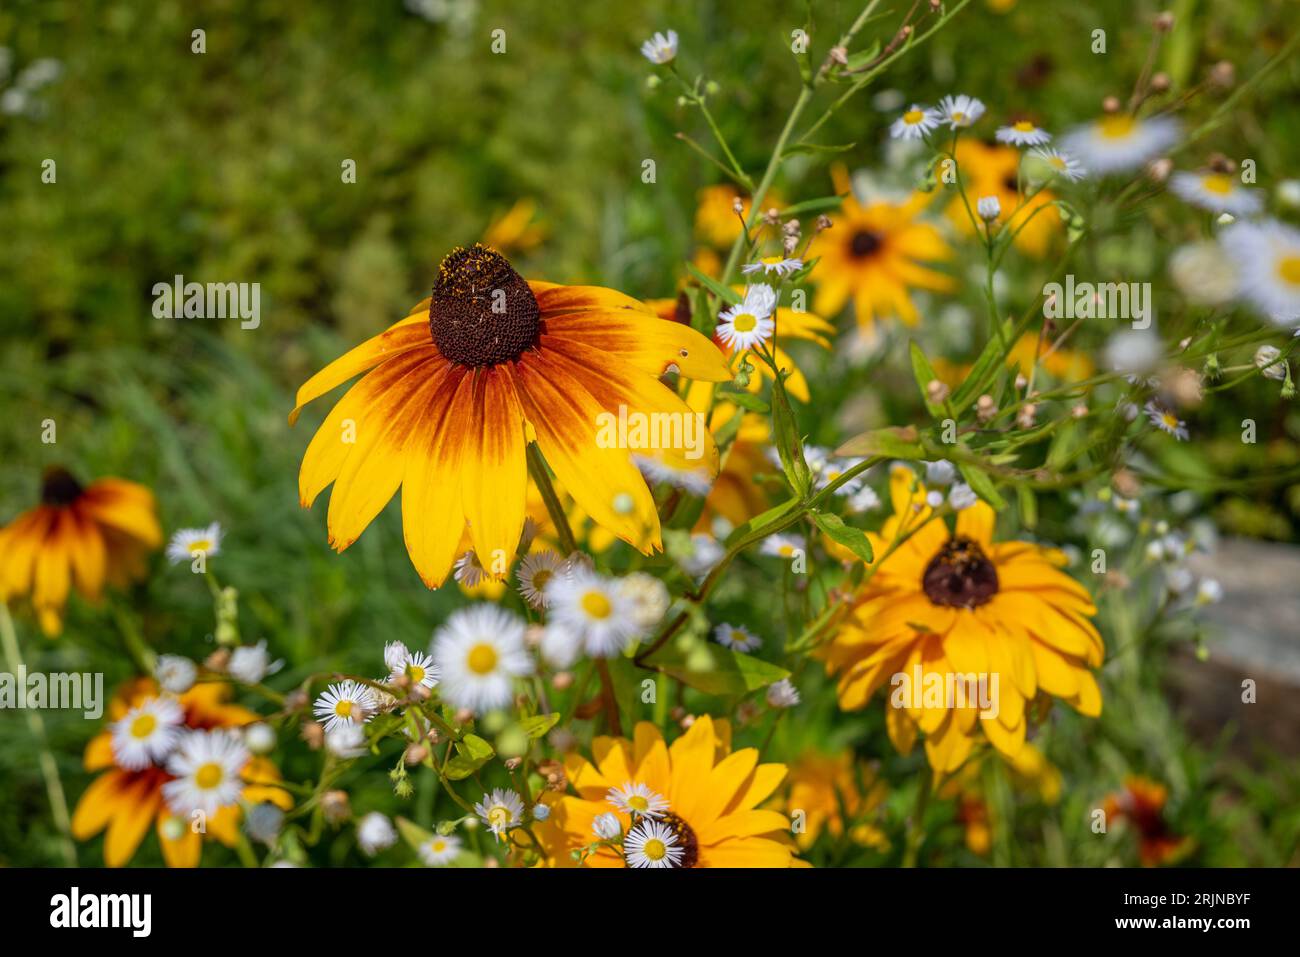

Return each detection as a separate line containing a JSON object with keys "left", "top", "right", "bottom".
{"left": 812, "top": 165, "right": 955, "bottom": 333}
{"left": 290, "top": 245, "right": 730, "bottom": 587}
{"left": 72, "top": 678, "right": 291, "bottom": 867}
{"left": 779, "top": 750, "right": 889, "bottom": 851}
{"left": 0, "top": 468, "right": 161, "bottom": 636}
{"left": 948, "top": 140, "right": 1061, "bottom": 258}
{"left": 534, "top": 716, "right": 799, "bottom": 867}
{"left": 820, "top": 465, "right": 1103, "bottom": 773}
{"left": 482, "top": 198, "right": 546, "bottom": 255}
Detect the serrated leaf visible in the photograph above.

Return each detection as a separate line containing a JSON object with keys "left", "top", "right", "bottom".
{"left": 685, "top": 263, "right": 743, "bottom": 306}
{"left": 646, "top": 640, "right": 790, "bottom": 696}
{"left": 812, "top": 511, "right": 874, "bottom": 562}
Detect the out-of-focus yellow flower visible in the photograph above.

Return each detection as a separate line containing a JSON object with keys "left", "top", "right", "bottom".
{"left": 948, "top": 140, "right": 1061, "bottom": 258}
{"left": 812, "top": 165, "right": 955, "bottom": 333}
{"left": 779, "top": 750, "right": 889, "bottom": 851}
{"left": 482, "top": 198, "right": 546, "bottom": 255}
{"left": 694, "top": 184, "right": 784, "bottom": 249}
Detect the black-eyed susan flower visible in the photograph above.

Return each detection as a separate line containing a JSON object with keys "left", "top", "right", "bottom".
{"left": 947, "top": 141, "right": 1061, "bottom": 257}
{"left": 430, "top": 604, "right": 532, "bottom": 714}
{"left": 0, "top": 467, "right": 161, "bottom": 636}
{"left": 72, "top": 678, "right": 291, "bottom": 867}
{"left": 534, "top": 716, "right": 799, "bottom": 867}
{"left": 290, "top": 245, "right": 729, "bottom": 588}
{"left": 1102, "top": 775, "right": 1192, "bottom": 866}
{"left": 813, "top": 165, "right": 955, "bottom": 332}
{"left": 1059, "top": 113, "right": 1180, "bottom": 175}
{"left": 820, "top": 465, "right": 1103, "bottom": 774}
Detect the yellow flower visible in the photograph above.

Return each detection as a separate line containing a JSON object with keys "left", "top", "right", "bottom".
{"left": 534, "top": 716, "right": 799, "bottom": 867}
{"left": 71, "top": 678, "right": 291, "bottom": 867}
{"left": 947, "top": 140, "right": 1061, "bottom": 258}
{"left": 290, "top": 245, "right": 730, "bottom": 587}
{"left": 779, "top": 750, "right": 888, "bottom": 851}
{"left": 0, "top": 468, "right": 161, "bottom": 636}
{"left": 813, "top": 165, "right": 955, "bottom": 333}
{"left": 694, "top": 185, "right": 784, "bottom": 249}
{"left": 482, "top": 198, "right": 546, "bottom": 255}
{"left": 821, "top": 465, "right": 1103, "bottom": 773}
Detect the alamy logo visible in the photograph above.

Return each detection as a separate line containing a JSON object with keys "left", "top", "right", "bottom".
{"left": 50, "top": 887, "right": 151, "bottom": 937}
{"left": 595, "top": 405, "right": 707, "bottom": 461}
{"left": 152, "top": 274, "right": 261, "bottom": 329}
{"left": 0, "top": 667, "right": 102, "bottom": 719}
{"left": 889, "top": 665, "right": 1000, "bottom": 719}
{"left": 1043, "top": 274, "right": 1152, "bottom": 329}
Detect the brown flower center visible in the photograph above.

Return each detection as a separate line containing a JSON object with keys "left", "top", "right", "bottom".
{"left": 850, "top": 229, "right": 883, "bottom": 258}
{"left": 921, "top": 536, "right": 999, "bottom": 608}
{"left": 629, "top": 811, "right": 699, "bottom": 868}
{"left": 40, "top": 467, "right": 83, "bottom": 506}
{"left": 429, "top": 244, "right": 540, "bottom": 367}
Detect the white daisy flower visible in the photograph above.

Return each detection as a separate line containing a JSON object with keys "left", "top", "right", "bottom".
{"left": 937, "top": 93, "right": 985, "bottom": 129}
{"left": 1220, "top": 219, "right": 1300, "bottom": 328}
{"left": 716, "top": 284, "right": 777, "bottom": 351}
{"left": 592, "top": 811, "right": 623, "bottom": 840}
{"left": 1144, "top": 401, "right": 1189, "bottom": 441}
{"left": 154, "top": 655, "right": 197, "bottom": 694}
{"left": 111, "top": 696, "right": 184, "bottom": 770}
{"left": 1029, "top": 147, "right": 1087, "bottom": 182}
{"left": 640, "top": 29, "right": 678, "bottom": 64}
{"left": 890, "top": 104, "right": 941, "bottom": 140}
{"left": 976, "top": 195, "right": 1002, "bottom": 222}
{"left": 742, "top": 255, "right": 803, "bottom": 278}
{"left": 815, "top": 458, "right": 866, "bottom": 496}
{"left": 383, "top": 640, "right": 411, "bottom": 672}
{"left": 633, "top": 454, "right": 714, "bottom": 496}
{"left": 1195, "top": 578, "right": 1223, "bottom": 606}
{"left": 474, "top": 787, "right": 525, "bottom": 837}
{"left": 714, "top": 622, "right": 761, "bottom": 653}
{"left": 618, "top": 572, "right": 671, "bottom": 632}
{"left": 848, "top": 484, "right": 881, "bottom": 513}
{"left": 516, "top": 550, "right": 567, "bottom": 609}
{"left": 995, "top": 120, "right": 1050, "bottom": 147}
{"left": 766, "top": 678, "right": 801, "bottom": 709}
{"left": 431, "top": 605, "right": 532, "bottom": 714}
{"left": 539, "top": 622, "right": 582, "bottom": 668}
{"left": 681, "top": 533, "right": 724, "bottom": 583}
{"left": 1105, "top": 328, "right": 1163, "bottom": 375}
{"left": 387, "top": 645, "right": 439, "bottom": 691}
{"left": 624, "top": 819, "right": 685, "bottom": 868}
{"left": 545, "top": 568, "right": 639, "bottom": 658}
{"left": 948, "top": 483, "right": 978, "bottom": 511}
{"left": 418, "top": 832, "right": 463, "bottom": 866}
{"left": 356, "top": 812, "right": 397, "bottom": 856}
{"left": 1169, "top": 241, "right": 1239, "bottom": 306}
{"left": 166, "top": 521, "right": 223, "bottom": 564}
{"left": 760, "top": 533, "right": 805, "bottom": 560}
{"left": 1059, "top": 114, "right": 1180, "bottom": 175}
{"left": 162, "top": 729, "right": 249, "bottom": 816}
{"left": 453, "top": 549, "right": 499, "bottom": 587}
{"left": 325, "top": 723, "right": 368, "bottom": 759}
{"left": 229, "top": 639, "right": 280, "bottom": 685}
{"left": 313, "top": 680, "right": 376, "bottom": 733}
{"left": 1169, "top": 170, "right": 1261, "bottom": 216}
{"left": 606, "top": 781, "right": 670, "bottom": 819}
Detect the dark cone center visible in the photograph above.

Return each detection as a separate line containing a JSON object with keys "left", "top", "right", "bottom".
{"left": 40, "top": 466, "right": 83, "bottom": 506}
{"left": 850, "top": 229, "right": 883, "bottom": 258}
{"left": 429, "top": 244, "right": 540, "bottom": 367}
{"left": 921, "top": 536, "right": 999, "bottom": 608}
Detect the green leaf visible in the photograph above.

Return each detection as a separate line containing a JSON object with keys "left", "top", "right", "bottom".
{"left": 783, "top": 141, "right": 856, "bottom": 158}
{"left": 396, "top": 816, "right": 434, "bottom": 850}
{"left": 716, "top": 389, "right": 770, "bottom": 414}
{"left": 909, "top": 341, "right": 946, "bottom": 418}
{"left": 780, "top": 196, "right": 843, "bottom": 217}
{"left": 723, "top": 497, "right": 802, "bottom": 549}
{"left": 444, "top": 733, "right": 495, "bottom": 780}
{"left": 842, "top": 40, "right": 882, "bottom": 71}
{"left": 1017, "top": 484, "right": 1038, "bottom": 529}
{"left": 646, "top": 640, "right": 790, "bottom": 696}
{"left": 770, "top": 373, "right": 812, "bottom": 496}
{"left": 812, "top": 511, "right": 874, "bottom": 562}
{"left": 685, "top": 264, "right": 742, "bottom": 306}
{"left": 957, "top": 461, "right": 1008, "bottom": 511}
{"left": 518, "top": 713, "right": 560, "bottom": 740}
{"left": 835, "top": 425, "right": 923, "bottom": 459}
{"left": 951, "top": 318, "right": 1017, "bottom": 410}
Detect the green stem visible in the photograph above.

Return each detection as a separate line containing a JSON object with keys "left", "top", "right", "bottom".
{"left": 526, "top": 443, "right": 577, "bottom": 554}
{"left": 0, "top": 603, "right": 77, "bottom": 866}
{"left": 902, "top": 770, "right": 933, "bottom": 868}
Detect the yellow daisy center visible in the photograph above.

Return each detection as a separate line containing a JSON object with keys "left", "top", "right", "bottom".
{"left": 466, "top": 642, "right": 499, "bottom": 675}
{"left": 627, "top": 795, "right": 649, "bottom": 812}
{"left": 1161, "top": 412, "right": 1180, "bottom": 429}
{"left": 487, "top": 805, "right": 511, "bottom": 829}
{"left": 335, "top": 699, "right": 354, "bottom": 718}
{"left": 407, "top": 665, "right": 426, "bottom": 684}
{"left": 779, "top": 544, "right": 794, "bottom": 557}
{"left": 1276, "top": 255, "right": 1300, "bottom": 287}
{"left": 952, "top": 111, "right": 966, "bottom": 123}
{"left": 532, "top": 568, "right": 554, "bottom": 592}
{"left": 195, "top": 762, "right": 224, "bottom": 790}
{"left": 187, "top": 539, "right": 212, "bottom": 554}
{"left": 1201, "top": 173, "right": 1234, "bottom": 195}
{"left": 581, "top": 590, "right": 613, "bottom": 619}
{"left": 761, "top": 255, "right": 783, "bottom": 265}
{"left": 1013, "top": 120, "right": 1035, "bottom": 132}
{"left": 731, "top": 312, "right": 758, "bottom": 333}
{"left": 903, "top": 109, "right": 924, "bottom": 124}
{"left": 1098, "top": 114, "right": 1136, "bottom": 139}
{"left": 642, "top": 838, "right": 668, "bottom": 861}
{"left": 430, "top": 839, "right": 446, "bottom": 852}
{"left": 129, "top": 714, "right": 157, "bottom": 739}
{"left": 1049, "top": 156, "right": 1067, "bottom": 170}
